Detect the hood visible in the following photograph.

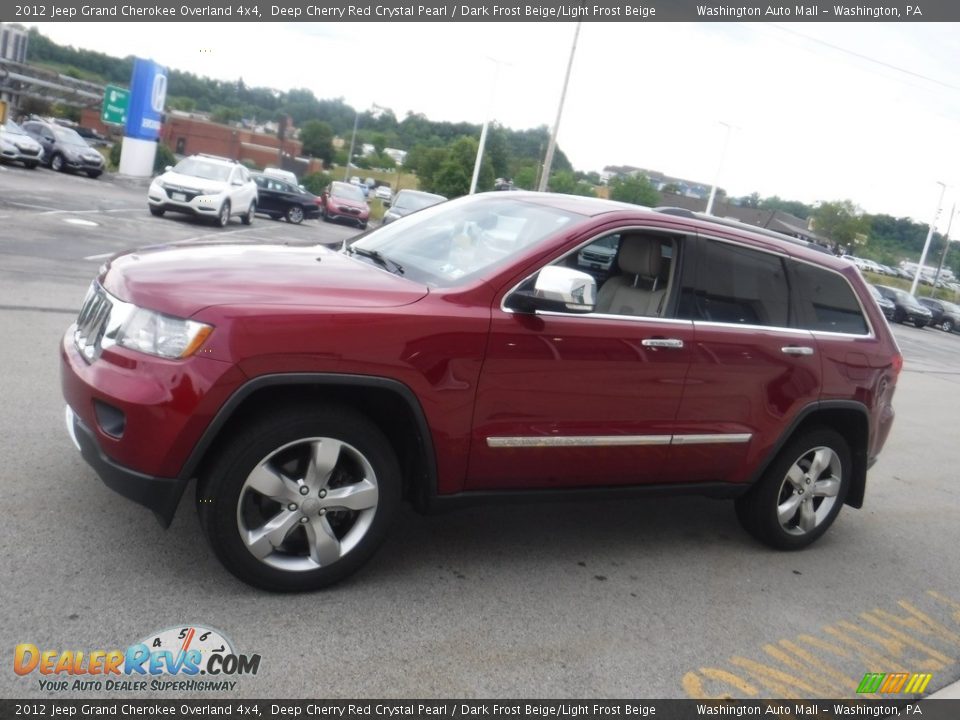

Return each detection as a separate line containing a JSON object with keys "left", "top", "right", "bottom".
{"left": 330, "top": 193, "right": 368, "bottom": 211}
{"left": 155, "top": 170, "right": 228, "bottom": 195}
{"left": 100, "top": 243, "right": 428, "bottom": 318}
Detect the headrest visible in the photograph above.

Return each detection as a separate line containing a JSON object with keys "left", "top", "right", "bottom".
{"left": 618, "top": 236, "right": 662, "bottom": 277}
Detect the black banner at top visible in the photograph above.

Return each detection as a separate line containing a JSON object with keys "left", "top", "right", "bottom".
{"left": 0, "top": 0, "right": 958, "bottom": 22}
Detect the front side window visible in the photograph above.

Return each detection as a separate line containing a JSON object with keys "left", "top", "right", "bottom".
{"left": 679, "top": 239, "right": 789, "bottom": 327}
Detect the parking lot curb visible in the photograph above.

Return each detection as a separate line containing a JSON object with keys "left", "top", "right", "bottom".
{"left": 107, "top": 173, "right": 152, "bottom": 189}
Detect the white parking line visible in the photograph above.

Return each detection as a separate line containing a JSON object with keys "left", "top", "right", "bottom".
{"left": 83, "top": 252, "right": 115, "bottom": 261}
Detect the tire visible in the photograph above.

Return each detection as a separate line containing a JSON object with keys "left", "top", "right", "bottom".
{"left": 197, "top": 406, "right": 400, "bottom": 592}
{"left": 242, "top": 201, "right": 255, "bottom": 226}
{"left": 24, "top": 162, "right": 38, "bottom": 170}
{"left": 286, "top": 205, "right": 304, "bottom": 224}
{"left": 50, "top": 154, "right": 65, "bottom": 172}
{"left": 321, "top": 206, "right": 330, "bottom": 222}
{"left": 87, "top": 170, "right": 102, "bottom": 179}
{"left": 943, "top": 319, "right": 954, "bottom": 333}
{"left": 217, "top": 200, "right": 231, "bottom": 228}
{"left": 358, "top": 221, "right": 368, "bottom": 230}
{"left": 735, "top": 427, "right": 851, "bottom": 550}
{"left": 149, "top": 206, "right": 165, "bottom": 217}
{"left": 914, "top": 319, "right": 926, "bottom": 329}
{"left": 893, "top": 308, "right": 905, "bottom": 324}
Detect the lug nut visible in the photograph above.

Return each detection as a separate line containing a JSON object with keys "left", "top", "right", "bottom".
{"left": 299, "top": 517, "right": 309, "bottom": 524}
{"left": 318, "top": 508, "right": 326, "bottom": 516}
{"left": 288, "top": 503, "right": 298, "bottom": 511}
{"left": 319, "top": 489, "right": 327, "bottom": 498}
{"left": 299, "top": 486, "right": 309, "bottom": 496}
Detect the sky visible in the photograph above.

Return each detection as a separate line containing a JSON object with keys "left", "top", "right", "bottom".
{"left": 27, "top": 21, "right": 960, "bottom": 228}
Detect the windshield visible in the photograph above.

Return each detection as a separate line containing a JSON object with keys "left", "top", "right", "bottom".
{"left": 173, "top": 157, "right": 233, "bottom": 182}
{"left": 52, "top": 126, "right": 89, "bottom": 147}
{"left": 395, "top": 192, "right": 444, "bottom": 212}
{"left": 3, "top": 120, "right": 28, "bottom": 136}
{"left": 331, "top": 182, "right": 365, "bottom": 202}
{"left": 351, "top": 196, "right": 580, "bottom": 287}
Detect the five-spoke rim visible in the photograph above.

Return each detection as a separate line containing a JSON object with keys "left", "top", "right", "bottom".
{"left": 776, "top": 445, "right": 841, "bottom": 536}
{"left": 237, "top": 437, "right": 379, "bottom": 571}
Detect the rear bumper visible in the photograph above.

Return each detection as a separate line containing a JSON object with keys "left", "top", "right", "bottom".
{"left": 65, "top": 405, "right": 185, "bottom": 527}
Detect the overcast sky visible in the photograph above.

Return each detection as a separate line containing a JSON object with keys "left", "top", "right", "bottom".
{"left": 28, "top": 21, "right": 960, "bottom": 227}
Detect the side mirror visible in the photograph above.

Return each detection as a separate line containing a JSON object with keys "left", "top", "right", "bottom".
{"left": 506, "top": 266, "right": 597, "bottom": 314}
{"left": 43, "top": 135, "right": 55, "bottom": 143}
{"left": 164, "top": 165, "right": 172, "bottom": 172}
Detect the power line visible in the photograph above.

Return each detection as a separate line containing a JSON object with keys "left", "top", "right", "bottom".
{"left": 770, "top": 24, "right": 960, "bottom": 92}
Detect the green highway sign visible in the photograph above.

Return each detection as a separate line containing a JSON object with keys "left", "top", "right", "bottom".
{"left": 101, "top": 85, "right": 130, "bottom": 125}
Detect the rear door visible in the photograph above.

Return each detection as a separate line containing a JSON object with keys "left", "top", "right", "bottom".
{"left": 673, "top": 235, "right": 822, "bottom": 484}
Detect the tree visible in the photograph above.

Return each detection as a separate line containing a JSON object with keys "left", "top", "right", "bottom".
{"left": 429, "top": 137, "right": 494, "bottom": 198}
{"left": 609, "top": 175, "right": 660, "bottom": 207}
{"left": 299, "top": 121, "right": 334, "bottom": 165}
{"left": 812, "top": 200, "right": 869, "bottom": 249}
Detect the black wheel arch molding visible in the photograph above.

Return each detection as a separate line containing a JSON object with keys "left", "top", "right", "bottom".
{"left": 746, "top": 399, "right": 872, "bottom": 509}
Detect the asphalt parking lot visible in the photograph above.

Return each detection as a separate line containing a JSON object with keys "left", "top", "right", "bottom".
{"left": 1, "top": 164, "right": 959, "bottom": 700}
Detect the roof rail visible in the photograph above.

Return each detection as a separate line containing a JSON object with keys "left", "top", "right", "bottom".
{"left": 654, "top": 206, "right": 833, "bottom": 254}
{"left": 196, "top": 153, "right": 236, "bottom": 163}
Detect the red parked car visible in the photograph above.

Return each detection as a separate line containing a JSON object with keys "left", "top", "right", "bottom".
{"left": 320, "top": 181, "right": 370, "bottom": 229}
{"left": 61, "top": 193, "right": 901, "bottom": 591}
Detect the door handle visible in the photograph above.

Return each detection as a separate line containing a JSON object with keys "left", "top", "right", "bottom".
{"left": 641, "top": 338, "right": 684, "bottom": 349}
{"left": 781, "top": 346, "right": 815, "bottom": 356}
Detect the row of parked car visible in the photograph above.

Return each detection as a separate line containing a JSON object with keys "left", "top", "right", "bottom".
{"left": 146, "top": 153, "right": 448, "bottom": 231}
{"left": 0, "top": 118, "right": 106, "bottom": 178}
{"left": 869, "top": 283, "right": 960, "bottom": 333}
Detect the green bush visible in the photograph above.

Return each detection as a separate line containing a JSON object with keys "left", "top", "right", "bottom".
{"left": 154, "top": 143, "right": 176, "bottom": 174}
{"left": 302, "top": 172, "right": 332, "bottom": 195}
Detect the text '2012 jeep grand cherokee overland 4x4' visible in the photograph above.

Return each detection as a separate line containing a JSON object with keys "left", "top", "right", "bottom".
{"left": 61, "top": 193, "right": 901, "bottom": 591}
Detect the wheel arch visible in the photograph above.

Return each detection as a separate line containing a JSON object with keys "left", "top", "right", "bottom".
{"left": 749, "top": 401, "right": 870, "bottom": 509}
{"left": 185, "top": 374, "right": 439, "bottom": 511}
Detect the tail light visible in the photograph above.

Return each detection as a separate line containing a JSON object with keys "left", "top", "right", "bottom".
{"left": 891, "top": 352, "right": 903, "bottom": 376}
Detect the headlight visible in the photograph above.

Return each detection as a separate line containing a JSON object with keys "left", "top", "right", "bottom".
{"left": 116, "top": 308, "right": 213, "bottom": 359}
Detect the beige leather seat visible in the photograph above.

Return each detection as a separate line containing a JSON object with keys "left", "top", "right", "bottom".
{"left": 595, "top": 235, "right": 666, "bottom": 316}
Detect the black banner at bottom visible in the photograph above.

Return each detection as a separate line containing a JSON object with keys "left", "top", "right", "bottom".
{"left": 2, "top": 700, "right": 960, "bottom": 720}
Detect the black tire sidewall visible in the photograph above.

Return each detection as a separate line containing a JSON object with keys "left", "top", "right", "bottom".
{"left": 735, "top": 427, "right": 851, "bottom": 550}
{"left": 287, "top": 206, "right": 304, "bottom": 224}
{"left": 198, "top": 407, "right": 400, "bottom": 591}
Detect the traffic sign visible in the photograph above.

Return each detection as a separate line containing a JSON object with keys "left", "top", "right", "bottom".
{"left": 101, "top": 85, "right": 130, "bottom": 125}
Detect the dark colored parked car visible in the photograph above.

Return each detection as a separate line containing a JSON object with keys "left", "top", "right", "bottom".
{"left": 61, "top": 193, "right": 901, "bottom": 591}
{"left": 873, "top": 285, "right": 933, "bottom": 328}
{"left": 320, "top": 181, "right": 370, "bottom": 229}
{"left": 917, "top": 297, "right": 960, "bottom": 333}
{"left": 867, "top": 284, "right": 896, "bottom": 321}
{"left": 252, "top": 173, "right": 322, "bottom": 224}
{"left": 21, "top": 119, "right": 105, "bottom": 178}
{"left": 381, "top": 189, "right": 447, "bottom": 225}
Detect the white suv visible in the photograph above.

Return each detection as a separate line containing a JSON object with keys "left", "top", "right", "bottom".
{"left": 148, "top": 154, "right": 258, "bottom": 227}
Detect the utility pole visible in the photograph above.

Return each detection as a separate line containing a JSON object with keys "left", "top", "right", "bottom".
{"left": 705, "top": 121, "right": 735, "bottom": 216}
{"left": 537, "top": 22, "right": 581, "bottom": 192}
{"left": 344, "top": 110, "right": 359, "bottom": 182}
{"left": 931, "top": 203, "right": 956, "bottom": 292}
{"left": 911, "top": 181, "right": 947, "bottom": 296}
{"left": 470, "top": 57, "right": 507, "bottom": 195}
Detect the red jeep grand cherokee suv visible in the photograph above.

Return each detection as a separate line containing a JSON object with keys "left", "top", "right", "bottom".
{"left": 61, "top": 193, "right": 901, "bottom": 591}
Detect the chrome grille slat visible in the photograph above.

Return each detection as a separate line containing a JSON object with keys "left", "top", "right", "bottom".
{"left": 74, "top": 283, "right": 113, "bottom": 362}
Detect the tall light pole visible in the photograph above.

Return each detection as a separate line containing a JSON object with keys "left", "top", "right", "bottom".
{"left": 931, "top": 203, "right": 956, "bottom": 292}
{"left": 705, "top": 121, "right": 735, "bottom": 216}
{"left": 538, "top": 22, "right": 581, "bottom": 192}
{"left": 470, "top": 57, "right": 508, "bottom": 195}
{"left": 343, "top": 103, "right": 387, "bottom": 182}
{"left": 343, "top": 110, "right": 359, "bottom": 182}
{"left": 910, "top": 181, "right": 947, "bottom": 296}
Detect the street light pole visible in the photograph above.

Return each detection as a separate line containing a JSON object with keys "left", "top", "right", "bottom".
{"left": 931, "top": 203, "right": 956, "bottom": 291}
{"left": 470, "top": 57, "right": 505, "bottom": 195}
{"left": 705, "top": 121, "right": 735, "bottom": 216}
{"left": 910, "top": 181, "right": 947, "bottom": 296}
{"left": 537, "top": 22, "right": 581, "bottom": 192}
{"left": 344, "top": 109, "right": 359, "bottom": 182}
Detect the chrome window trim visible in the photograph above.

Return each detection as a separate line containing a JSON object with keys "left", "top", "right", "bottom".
{"left": 692, "top": 321, "right": 813, "bottom": 336}
{"left": 487, "top": 433, "right": 752, "bottom": 448}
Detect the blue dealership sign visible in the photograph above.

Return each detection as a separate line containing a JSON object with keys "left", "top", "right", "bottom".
{"left": 125, "top": 58, "right": 167, "bottom": 141}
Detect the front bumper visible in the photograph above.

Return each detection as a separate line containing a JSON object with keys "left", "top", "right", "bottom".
{"left": 148, "top": 184, "right": 224, "bottom": 217}
{"left": 65, "top": 405, "right": 185, "bottom": 527}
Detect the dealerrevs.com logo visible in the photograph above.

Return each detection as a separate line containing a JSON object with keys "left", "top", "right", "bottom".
{"left": 14, "top": 625, "right": 261, "bottom": 693}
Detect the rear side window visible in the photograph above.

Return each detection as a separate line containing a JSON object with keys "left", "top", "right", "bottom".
{"left": 791, "top": 261, "right": 868, "bottom": 335}
{"left": 679, "top": 239, "right": 789, "bottom": 327}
